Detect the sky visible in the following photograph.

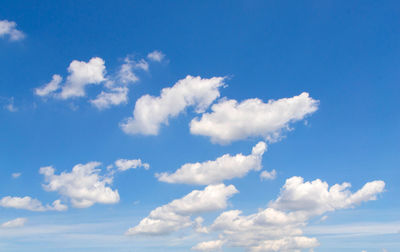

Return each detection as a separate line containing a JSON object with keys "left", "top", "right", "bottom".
{"left": 0, "top": 1, "right": 399, "bottom": 251}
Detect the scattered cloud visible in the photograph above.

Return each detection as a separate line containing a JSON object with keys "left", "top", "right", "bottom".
{"left": 192, "top": 177, "right": 385, "bottom": 252}
{"left": 192, "top": 239, "right": 225, "bottom": 251}
{"left": 147, "top": 50, "right": 165, "bottom": 62}
{"left": 4, "top": 97, "right": 17, "bottom": 112}
{"left": 90, "top": 86, "right": 128, "bottom": 110}
{"left": 114, "top": 159, "right": 150, "bottom": 171}
{"left": 126, "top": 184, "right": 238, "bottom": 236}
{"left": 260, "top": 169, "right": 277, "bottom": 181}
{"left": 60, "top": 57, "right": 107, "bottom": 99}
{"left": 118, "top": 56, "right": 149, "bottom": 84}
{"left": 0, "top": 20, "right": 25, "bottom": 41}
{"left": 190, "top": 92, "right": 319, "bottom": 144}
{"left": 0, "top": 196, "right": 67, "bottom": 212}
{"left": 11, "top": 173, "right": 21, "bottom": 179}
{"left": 121, "top": 75, "right": 226, "bottom": 135}
{"left": 39, "top": 162, "right": 120, "bottom": 208}
{"left": 1, "top": 218, "right": 27, "bottom": 228}
{"left": 157, "top": 141, "right": 267, "bottom": 185}
{"left": 34, "top": 74, "right": 63, "bottom": 97}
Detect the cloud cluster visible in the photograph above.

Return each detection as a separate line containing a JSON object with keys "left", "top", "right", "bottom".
{"left": 35, "top": 51, "right": 164, "bottom": 109}
{"left": 157, "top": 141, "right": 267, "bottom": 185}
{"left": 190, "top": 92, "right": 319, "bottom": 144}
{"left": 147, "top": 50, "right": 165, "bottom": 62}
{"left": 0, "top": 20, "right": 25, "bottom": 41}
{"left": 126, "top": 184, "right": 238, "bottom": 235}
{"left": 192, "top": 177, "right": 385, "bottom": 252}
{"left": 121, "top": 75, "right": 226, "bottom": 135}
{"left": 39, "top": 162, "right": 120, "bottom": 208}
{"left": 114, "top": 159, "right": 150, "bottom": 171}
{"left": 0, "top": 196, "right": 66, "bottom": 212}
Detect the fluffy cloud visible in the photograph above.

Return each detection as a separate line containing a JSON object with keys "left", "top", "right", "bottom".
{"left": 60, "top": 57, "right": 106, "bottom": 99}
{"left": 34, "top": 75, "right": 63, "bottom": 97}
{"left": 11, "top": 173, "right": 21, "bottom": 179}
{"left": 193, "top": 177, "right": 385, "bottom": 252}
{"left": 0, "top": 20, "right": 25, "bottom": 41}
{"left": 192, "top": 240, "right": 225, "bottom": 251}
{"left": 121, "top": 75, "right": 226, "bottom": 135}
{"left": 119, "top": 56, "right": 149, "bottom": 84}
{"left": 126, "top": 184, "right": 238, "bottom": 236}
{"left": 1, "top": 218, "right": 27, "bottom": 228}
{"left": 190, "top": 92, "right": 319, "bottom": 144}
{"left": 157, "top": 142, "right": 267, "bottom": 185}
{"left": 0, "top": 197, "right": 67, "bottom": 212}
{"left": 260, "top": 169, "right": 277, "bottom": 181}
{"left": 90, "top": 86, "right": 128, "bottom": 110}
{"left": 39, "top": 162, "right": 119, "bottom": 208}
{"left": 114, "top": 159, "right": 150, "bottom": 171}
{"left": 147, "top": 50, "right": 165, "bottom": 62}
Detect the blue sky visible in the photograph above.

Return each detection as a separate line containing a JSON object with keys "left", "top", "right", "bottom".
{"left": 0, "top": 1, "right": 399, "bottom": 251}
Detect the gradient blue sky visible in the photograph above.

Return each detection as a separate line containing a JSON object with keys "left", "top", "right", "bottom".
{"left": 0, "top": 1, "right": 399, "bottom": 251}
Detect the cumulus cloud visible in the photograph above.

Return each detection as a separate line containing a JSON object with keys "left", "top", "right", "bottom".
{"left": 190, "top": 92, "right": 319, "bottom": 144}
{"left": 39, "top": 162, "right": 119, "bottom": 208}
{"left": 0, "top": 20, "right": 25, "bottom": 41}
{"left": 0, "top": 197, "right": 67, "bottom": 212}
{"left": 147, "top": 50, "right": 165, "bottom": 62}
{"left": 1, "top": 218, "right": 27, "bottom": 228}
{"left": 192, "top": 177, "right": 385, "bottom": 252}
{"left": 118, "top": 56, "right": 149, "bottom": 84}
{"left": 157, "top": 142, "right": 267, "bottom": 185}
{"left": 34, "top": 74, "right": 63, "bottom": 97}
{"left": 260, "top": 169, "right": 277, "bottom": 181}
{"left": 114, "top": 159, "right": 150, "bottom": 171}
{"left": 90, "top": 86, "right": 128, "bottom": 110}
{"left": 60, "top": 57, "right": 106, "bottom": 99}
{"left": 121, "top": 75, "right": 226, "bottom": 135}
{"left": 126, "top": 184, "right": 238, "bottom": 236}
{"left": 192, "top": 240, "right": 225, "bottom": 251}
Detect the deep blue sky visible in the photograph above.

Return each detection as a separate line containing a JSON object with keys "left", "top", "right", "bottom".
{"left": 0, "top": 1, "right": 399, "bottom": 251}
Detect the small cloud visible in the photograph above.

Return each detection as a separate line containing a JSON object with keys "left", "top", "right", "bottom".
{"left": 260, "top": 169, "right": 277, "bottom": 181}
{"left": 320, "top": 215, "right": 328, "bottom": 222}
{"left": 147, "top": 50, "right": 165, "bottom": 62}
{"left": 4, "top": 97, "right": 17, "bottom": 112}
{"left": 0, "top": 20, "right": 25, "bottom": 41}
{"left": 11, "top": 173, "right": 21, "bottom": 179}
{"left": 1, "top": 218, "right": 27, "bottom": 228}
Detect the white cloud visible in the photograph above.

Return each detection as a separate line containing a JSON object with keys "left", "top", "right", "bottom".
{"left": 0, "top": 196, "right": 67, "bottom": 212}
{"left": 90, "top": 86, "right": 128, "bottom": 110}
{"left": 11, "top": 172, "right": 21, "bottom": 179}
{"left": 60, "top": 57, "right": 106, "bottom": 99}
{"left": 121, "top": 75, "right": 226, "bottom": 135}
{"left": 260, "top": 169, "right": 277, "bottom": 181}
{"left": 39, "top": 162, "right": 119, "bottom": 208}
{"left": 114, "top": 159, "right": 150, "bottom": 171}
{"left": 147, "top": 50, "right": 165, "bottom": 62}
{"left": 118, "top": 57, "right": 149, "bottom": 84}
{"left": 190, "top": 92, "right": 319, "bottom": 144}
{"left": 157, "top": 141, "right": 267, "bottom": 185}
{"left": 196, "top": 176, "right": 385, "bottom": 252}
{"left": 35, "top": 74, "right": 63, "bottom": 97}
{"left": 1, "top": 218, "right": 27, "bottom": 228}
{"left": 192, "top": 240, "right": 225, "bottom": 251}
{"left": 126, "top": 184, "right": 238, "bottom": 236}
{"left": 4, "top": 97, "right": 17, "bottom": 112}
{"left": 0, "top": 20, "right": 25, "bottom": 41}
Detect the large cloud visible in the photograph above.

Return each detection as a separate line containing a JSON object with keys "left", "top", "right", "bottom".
{"left": 193, "top": 177, "right": 385, "bottom": 252}
{"left": 0, "top": 196, "right": 66, "bottom": 212}
{"left": 39, "top": 162, "right": 120, "bottom": 208}
{"left": 120, "top": 75, "right": 226, "bottom": 135}
{"left": 157, "top": 141, "right": 267, "bottom": 185}
{"left": 126, "top": 184, "right": 238, "bottom": 236}
{"left": 190, "top": 92, "right": 319, "bottom": 144}
{"left": 0, "top": 20, "right": 25, "bottom": 41}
